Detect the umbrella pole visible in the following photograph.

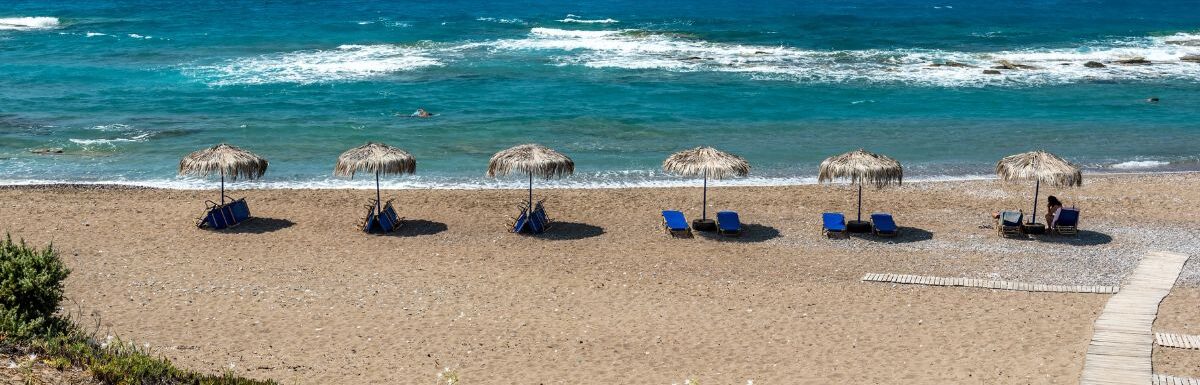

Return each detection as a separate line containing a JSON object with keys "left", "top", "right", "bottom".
{"left": 376, "top": 171, "right": 382, "bottom": 215}
{"left": 1031, "top": 179, "right": 1040, "bottom": 224}
{"left": 528, "top": 171, "right": 533, "bottom": 213}
{"left": 220, "top": 170, "right": 225, "bottom": 204}
{"left": 857, "top": 182, "right": 863, "bottom": 222}
{"left": 702, "top": 170, "right": 708, "bottom": 220}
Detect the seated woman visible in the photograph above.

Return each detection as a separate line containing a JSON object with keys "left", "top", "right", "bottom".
{"left": 1045, "top": 195, "right": 1063, "bottom": 226}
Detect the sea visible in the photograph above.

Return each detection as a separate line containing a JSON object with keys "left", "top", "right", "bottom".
{"left": 2, "top": 0, "right": 1199, "bottom": 189}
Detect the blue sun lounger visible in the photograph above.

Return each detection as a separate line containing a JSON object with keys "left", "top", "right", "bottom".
{"left": 512, "top": 201, "right": 549, "bottom": 234}
{"left": 1052, "top": 208, "right": 1080, "bottom": 235}
{"left": 662, "top": 210, "right": 692, "bottom": 238}
{"left": 198, "top": 198, "right": 251, "bottom": 230}
{"left": 361, "top": 199, "right": 402, "bottom": 234}
{"left": 998, "top": 210, "right": 1023, "bottom": 237}
{"left": 823, "top": 212, "right": 847, "bottom": 238}
{"left": 717, "top": 211, "right": 742, "bottom": 237}
{"left": 870, "top": 213, "right": 898, "bottom": 237}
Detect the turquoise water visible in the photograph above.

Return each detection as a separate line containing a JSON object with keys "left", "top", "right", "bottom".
{"left": 2, "top": 0, "right": 1199, "bottom": 188}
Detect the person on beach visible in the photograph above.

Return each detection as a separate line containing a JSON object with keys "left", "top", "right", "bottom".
{"left": 411, "top": 108, "right": 432, "bottom": 118}
{"left": 1045, "top": 195, "right": 1063, "bottom": 226}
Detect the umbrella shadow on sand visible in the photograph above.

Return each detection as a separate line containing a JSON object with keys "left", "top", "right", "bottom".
{"left": 1024, "top": 230, "right": 1112, "bottom": 246}
{"left": 536, "top": 221, "right": 604, "bottom": 240}
{"left": 221, "top": 217, "right": 295, "bottom": 234}
{"left": 696, "top": 223, "right": 782, "bottom": 243}
{"left": 386, "top": 219, "right": 448, "bottom": 237}
{"left": 851, "top": 226, "right": 934, "bottom": 244}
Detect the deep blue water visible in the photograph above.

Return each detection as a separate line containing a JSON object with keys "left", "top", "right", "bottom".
{"left": 1, "top": 0, "right": 1199, "bottom": 188}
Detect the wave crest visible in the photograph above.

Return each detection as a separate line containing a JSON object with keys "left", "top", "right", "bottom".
{"left": 186, "top": 44, "right": 442, "bottom": 85}
{"left": 557, "top": 17, "right": 619, "bottom": 24}
{"left": 0, "top": 17, "right": 60, "bottom": 31}
{"left": 493, "top": 28, "right": 1200, "bottom": 87}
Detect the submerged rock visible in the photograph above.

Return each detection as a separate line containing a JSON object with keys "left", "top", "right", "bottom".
{"left": 1166, "top": 39, "right": 1200, "bottom": 47}
{"left": 1115, "top": 57, "right": 1151, "bottom": 65}
{"left": 1084, "top": 61, "right": 1107, "bottom": 68}
{"left": 1181, "top": 55, "right": 1200, "bottom": 63}
{"left": 31, "top": 148, "right": 64, "bottom": 155}
{"left": 992, "top": 60, "right": 1038, "bottom": 70}
{"left": 982, "top": 69, "right": 1002, "bottom": 75}
{"left": 928, "top": 60, "right": 976, "bottom": 68}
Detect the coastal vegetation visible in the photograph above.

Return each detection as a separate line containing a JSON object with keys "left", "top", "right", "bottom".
{"left": 0, "top": 234, "right": 275, "bottom": 384}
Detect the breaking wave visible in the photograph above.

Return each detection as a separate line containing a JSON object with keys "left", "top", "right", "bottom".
{"left": 0, "top": 17, "right": 60, "bottom": 31}
{"left": 557, "top": 17, "right": 619, "bottom": 24}
{"left": 185, "top": 44, "right": 442, "bottom": 85}
{"left": 479, "top": 28, "right": 1200, "bottom": 87}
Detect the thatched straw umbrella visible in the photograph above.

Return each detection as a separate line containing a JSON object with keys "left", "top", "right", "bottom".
{"left": 818, "top": 149, "right": 903, "bottom": 226}
{"left": 996, "top": 150, "right": 1081, "bottom": 224}
{"left": 178, "top": 143, "right": 268, "bottom": 204}
{"left": 487, "top": 144, "right": 574, "bottom": 210}
{"left": 662, "top": 146, "right": 750, "bottom": 225}
{"left": 335, "top": 142, "right": 416, "bottom": 215}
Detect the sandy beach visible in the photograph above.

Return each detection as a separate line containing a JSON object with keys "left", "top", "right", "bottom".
{"left": 1, "top": 173, "right": 1197, "bottom": 384}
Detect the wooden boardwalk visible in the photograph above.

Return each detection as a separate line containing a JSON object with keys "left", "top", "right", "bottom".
{"left": 1154, "top": 332, "right": 1200, "bottom": 350}
{"left": 860, "top": 273, "right": 1119, "bottom": 293}
{"left": 1080, "top": 251, "right": 1191, "bottom": 385}
{"left": 1152, "top": 374, "right": 1200, "bottom": 385}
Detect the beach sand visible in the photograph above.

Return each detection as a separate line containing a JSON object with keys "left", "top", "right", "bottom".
{"left": 1, "top": 173, "right": 1197, "bottom": 384}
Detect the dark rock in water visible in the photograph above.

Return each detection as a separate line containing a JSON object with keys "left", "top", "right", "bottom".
{"left": 928, "top": 61, "right": 975, "bottom": 68}
{"left": 982, "top": 69, "right": 1002, "bottom": 75}
{"left": 1060, "top": 62, "right": 1071, "bottom": 66}
{"left": 1181, "top": 55, "right": 1200, "bottom": 63}
{"left": 31, "top": 148, "right": 64, "bottom": 155}
{"left": 1166, "top": 39, "right": 1200, "bottom": 47}
{"left": 753, "top": 51, "right": 769, "bottom": 55}
{"left": 1084, "top": 61, "right": 1107, "bottom": 68}
{"left": 1115, "top": 57, "right": 1151, "bottom": 65}
{"left": 681, "top": 56, "right": 703, "bottom": 61}
{"left": 992, "top": 60, "right": 1038, "bottom": 70}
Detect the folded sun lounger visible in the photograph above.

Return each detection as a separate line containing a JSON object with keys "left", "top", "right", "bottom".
{"left": 361, "top": 199, "right": 402, "bottom": 234}
{"left": 823, "top": 212, "right": 847, "bottom": 238}
{"left": 870, "top": 213, "right": 898, "bottom": 237}
{"left": 998, "top": 210, "right": 1022, "bottom": 237}
{"left": 198, "top": 198, "right": 252, "bottom": 230}
{"left": 511, "top": 200, "right": 549, "bottom": 235}
{"left": 662, "top": 210, "right": 692, "bottom": 238}
{"left": 1052, "top": 208, "right": 1080, "bottom": 235}
{"left": 716, "top": 211, "right": 742, "bottom": 237}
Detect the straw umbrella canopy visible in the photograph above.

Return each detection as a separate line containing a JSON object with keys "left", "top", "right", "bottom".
{"left": 334, "top": 142, "right": 416, "bottom": 214}
{"left": 818, "top": 149, "right": 903, "bottom": 224}
{"left": 995, "top": 150, "right": 1082, "bottom": 224}
{"left": 662, "top": 146, "right": 750, "bottom": 221}
{"left": 487, "top": 144, "right": 574, "bottom": 210}
{"left": 178, "top": 143, "right": 268, "bottom": 204}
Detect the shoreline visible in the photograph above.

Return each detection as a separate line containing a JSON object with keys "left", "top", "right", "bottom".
{"left": 1, "top": 169, "right": 1196, "bottom": 191}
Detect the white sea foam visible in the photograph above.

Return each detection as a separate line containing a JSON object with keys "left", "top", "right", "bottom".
{"left": 476, "top": 17, "right": 525, "bottom": 24}
{"left": 0, "top": 17, "right": 60, "bottom": 31}
{"left": 88, "top": 123, "right": 133, "bottom": 131}
{"left": 85, "top": 32, "right": 106, "bottom": 37}
{"left": 128, "top": 33, "right": 149, "bottom": 39}
{"left": 187, "top": 44, "right": 441, "bottom": 85}
{"left": 479, "top": 28, "right": 1200, "bottom": 87}
{"left": 1110, "top": 160, "right": 1170, "bottom": 169}
{"left": 3, "top": 170, "right": 1197, "bottom": 190}
{"left": 557, "top": 17, "right": 619, "bottom": 24}
{"left": 68, "top": 133, "right": 151, "bottom": 147}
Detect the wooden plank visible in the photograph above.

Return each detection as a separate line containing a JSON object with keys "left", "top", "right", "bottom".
{"left": 1081, "top": 251, "right": 1191, "bottom": 385}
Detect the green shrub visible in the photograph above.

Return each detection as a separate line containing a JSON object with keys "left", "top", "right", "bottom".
{"left": 0, "top": 235, "right": 70, "bottom": 339}
{"left": 0, "top": 233, "right": 274, "bottom": 384}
